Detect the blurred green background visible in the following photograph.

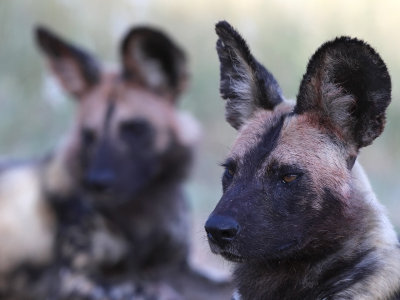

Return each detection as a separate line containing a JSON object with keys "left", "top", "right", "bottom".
{"left": 1, "top": 0, "right": 400, "bottom": 274}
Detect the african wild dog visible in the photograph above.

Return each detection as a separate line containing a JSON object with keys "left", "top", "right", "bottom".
{"left": 34, "top": 25, "right": 196, "bottom": 276}
{"left": 205, "top": 21, "right": 400, "bottom": 299}
{"left": 0, "top": 26, "right": 233, "bottom": 299}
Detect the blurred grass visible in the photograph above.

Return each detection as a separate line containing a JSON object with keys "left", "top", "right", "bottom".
{"left": 1, "top": 0, "right": 399, "bottom": 246}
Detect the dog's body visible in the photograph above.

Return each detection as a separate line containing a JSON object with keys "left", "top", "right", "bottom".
{"left": 205, "top": 21, "right": 400, "bottom": 300}
{"left": 0, "top": 26, "right": 232, "bottom": 299}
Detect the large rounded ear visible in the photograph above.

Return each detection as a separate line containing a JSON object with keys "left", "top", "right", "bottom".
{"left": 120, "top": 26, "right": 188, "bottom": 104}
{"left": 295, "top": 37, "right": 391, "bottom": 149}
{"left": 215, "top": 21, "right": 284, "bottom": 130}
{"left": 35, "top": 26, "right": 100, "bottom": 99}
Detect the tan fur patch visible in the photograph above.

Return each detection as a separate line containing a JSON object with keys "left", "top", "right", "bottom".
{"left": 43, "top": 137, "right": 80, "bottom": 197}
{"left": 229, "top": 101, "right": 293, "bottom": 162}
{"left": 269, "top": 114, "right": 351, "bottom": 208}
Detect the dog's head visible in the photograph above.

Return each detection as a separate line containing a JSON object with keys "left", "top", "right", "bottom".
{"left": 36, "top": 26, "right": 194, "bottom": 204}
{"left": 205, "top": 21, "right": 391, "bottom": 263}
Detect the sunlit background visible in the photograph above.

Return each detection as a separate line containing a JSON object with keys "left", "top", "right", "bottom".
{"left": 1, "top": 0, "right": 400, "bottom": 276}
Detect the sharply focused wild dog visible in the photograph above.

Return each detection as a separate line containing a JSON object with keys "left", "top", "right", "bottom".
{"left": 205, "top": 21, "right": 400, "bottom": 299}
{"left": 0, "top": 26, "right": 232, "bottom": 299}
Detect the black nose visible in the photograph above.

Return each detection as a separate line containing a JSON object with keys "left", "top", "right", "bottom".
{"left": 205, "top": 215, "right": 240, "bottom": 247}
{"left": 84, "top": 169, "right": 116, "bottom": 192}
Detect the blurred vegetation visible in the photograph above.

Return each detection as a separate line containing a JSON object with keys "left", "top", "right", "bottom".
{"left": 0, "top": 0, "right": 399, "bottom": 240}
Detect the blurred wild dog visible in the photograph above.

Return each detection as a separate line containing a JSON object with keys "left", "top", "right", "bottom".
{"left": 205, "top": 21, "right": 400, "bottom": 300}
{"left": 0, "top": 26, "right": 232, "bottom": 299}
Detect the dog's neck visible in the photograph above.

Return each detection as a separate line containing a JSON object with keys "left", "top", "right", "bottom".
{"left": 234, "top": 162, "right": 400, "bottom": 300}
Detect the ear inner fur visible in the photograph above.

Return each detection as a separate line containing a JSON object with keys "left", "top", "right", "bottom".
{"left": 294, "top": 36, "right": 391, "bottom": 149}
{"left": 120, "top": 27, "right": 188, "bottom": 103}
{"left": 215, "top": 20, "right": 284, "bottom": 129}
{"left": 36, "top": 26, "right": 100, "bottom": 98}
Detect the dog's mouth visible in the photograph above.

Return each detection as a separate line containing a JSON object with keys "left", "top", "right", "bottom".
{"left": 208, "top": 238, "right": 299, "bottom": 264}
{"left": 219, "top": 241, "right": 298, "bottom": 264}
{"left": 220, "top": 251, "right": 245, "bottom": 263}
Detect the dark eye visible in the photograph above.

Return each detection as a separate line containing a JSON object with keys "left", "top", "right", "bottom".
{"left": 281, "top": 174, "right": 299, "bottom": 184}
{"left": 81, "top": 128, "right": 96, "bottom": 145}
{"left": 221, "top": 159, "right": 236, "bottom": 191}
{"left": 120, "top": 120, "right": 150, "bottom": 138}
{"left": 224, "top": 167, "right": 235, "bottom": 180}
{"left": 221, "top": 160, "right": 236, "bottom": 179}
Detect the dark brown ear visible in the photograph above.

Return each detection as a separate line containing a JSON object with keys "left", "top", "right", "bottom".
{"left": 215, "top": 21, "right": 284, "bottom": 130}
{"left": 295, "top": 37, "right": 391, "bottom": 149}
{"left": 120, "top": 26, "right": 188, "bottom": 103}
{"left": 35, "top": 26, "right": 100, "bottom": 99}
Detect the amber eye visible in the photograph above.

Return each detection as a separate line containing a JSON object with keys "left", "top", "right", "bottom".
{"left": 223, "top": 167, "right": 235, "bottom": 181}
{"left": 282, "top": 174, "right": 298, "bottom": 183}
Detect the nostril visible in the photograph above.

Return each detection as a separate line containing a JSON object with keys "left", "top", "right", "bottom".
{"left": 205, "top": 215, "right": 240, "bottom": 246}
{"left": 220, "top": 228, "right": 237, "bottom": 239}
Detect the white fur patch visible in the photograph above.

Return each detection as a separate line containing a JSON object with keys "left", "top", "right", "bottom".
{"left": 175, "top": 111, "right": 202, "bottom": 147}
{"left": 232, "top": 290, "right": 242, "bottom": 300}
{"left": 223, "top": 57, "right": 258, "bottom": 128}
{"left": 133, "top": 44, "right": 165, "bottom": 90}
{"left": 0, "top": 165, "right": 55, "bottom": 274}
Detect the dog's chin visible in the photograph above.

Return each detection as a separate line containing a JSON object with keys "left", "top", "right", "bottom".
{"left": 208, "top": 241, "right": 245, "bottom": 263}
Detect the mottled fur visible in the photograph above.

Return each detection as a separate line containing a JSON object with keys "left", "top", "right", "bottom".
{"left": 205, "top": 21, "right": 400, "bottom": 300}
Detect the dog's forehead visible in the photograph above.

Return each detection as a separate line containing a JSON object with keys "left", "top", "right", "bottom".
{"left": 271, "top": 114, "right": 337, "bottom": 165}
{"left": 230, "top": 111, "right": 274, "bottom": 159}
{"left": 78, "top": 73, "right": 174, "bottom": 130}
{"left": 229, "top": 102, "right": 293, "bottom": 160}
{"left": 229, "top": 105, "right": 346, "bottom": 172}
{"left": 113, "top": 84, "right": 173, "bottom": 126}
